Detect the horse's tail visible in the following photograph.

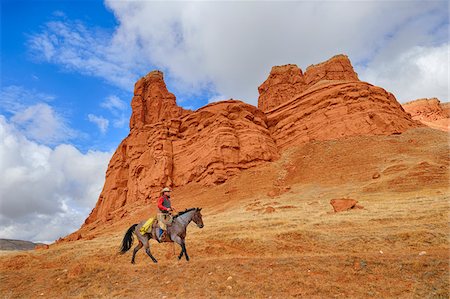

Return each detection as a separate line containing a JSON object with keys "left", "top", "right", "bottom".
{"left": 120, "top": 224, "right": 138, "bottom": 254}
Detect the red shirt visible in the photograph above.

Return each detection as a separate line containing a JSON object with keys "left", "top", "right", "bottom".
{"left": 157, "top": 195, "right": 171, "bottom": 212}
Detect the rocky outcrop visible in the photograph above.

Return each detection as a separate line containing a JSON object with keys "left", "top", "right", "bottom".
{"left": 258, "top": 55, "right": 359, "bottom": 112}
{"left": 172, "top": 100, "right": 278, "bottom": 187}
{"left": 330, "top": 198, "right": 364, "bottom": 212}
{"left": 258, "top": 64, "right": 307, "bottom": 111}
{"left": 303, "top": 54, "right": 359, "bottom": 86}
{"left": 130, "top": 71, "right": 189, "bottom": 129}
{"left": 85, "top": 79, "right": 278, "bottom": 225}
{"left": 265, "top": 81, "right": 421, "bottom": 150}
{"left": 402, "top": 98, "right": 449, "bottom": 132}
{"left": 83, "top": 54, "right": 421, "bottom": 226}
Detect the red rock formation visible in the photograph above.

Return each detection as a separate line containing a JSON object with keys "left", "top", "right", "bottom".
{"left": 173, "top": 100, "right": 278, "bottom": 187}
{"left": 266, "top": 81, "right": 421, "bottom": 150}
{"left": 84, "top": 75, "right": 278, "bottom": 225}
{"left": 258, "top": 55, "right": 359, "bottom": 112}
{"left": 402, "top": 98, "right": 449, "bottom": 132}
{"left": 330, "top": 198, "right": 364, "bottom": 212}
{"left": 130, "top": 71, "right": 188, "bottom": 129}
{"left": 83, "top": 55, "right": 421, "bottom": 226}
{"left": 34, "top": 244, "right": 49, "bottom": 250}
{"left": 258, "top": 64, "right": 307, "bottom": 111}
{"left": 303, "top": 54, "right": 359, "bottom": 86}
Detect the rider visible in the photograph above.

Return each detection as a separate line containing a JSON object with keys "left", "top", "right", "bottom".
{"left": 157, "top": 187, "right": 175, "bottom": 242}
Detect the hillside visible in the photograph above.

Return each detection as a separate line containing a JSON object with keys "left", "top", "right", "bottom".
{"left": 0, "top": 127, "right": 448, "bottom": 298}
{"left": 0, "top": 54, "right": 448, "bottom": 298}
{"left": 403, "top": 98, "right": 449, "bottom": 132}
{"left": 76, "top": 54, "right": 421, "bottom": 231}
{"left": 0, "top": 239, "right": 46, "bottom": 251}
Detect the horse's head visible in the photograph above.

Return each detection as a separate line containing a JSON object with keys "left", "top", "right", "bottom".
{"left": 192, "top": 208, "right": 204, "bottom": 228}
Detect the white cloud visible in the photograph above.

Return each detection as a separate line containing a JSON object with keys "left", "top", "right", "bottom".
{"left": 100, "top": 95, "right": 128, "bottom": 128}
{"left": 208, "top": 93, "right": 228, "bottom": 104}
{"left": 11, "top": 103, "right": 78, "bottom": 144}
{"left": 28, "top": 20, "right": 145, "bottom": 91}
{"left": 360, "top": 43, "right": 449, "bottom": 103}
{"left": 0, "top": 116, "right": 111, "bottom": 243}
{"left": 0, "top": 85, "right": 55, "bottom": 114}
{"left": 28, "top": 1, "right": 448, "bottom": 107}
{"left": 105, "top": 0, "right": 449, "bottom": 104}
{"left": 88, "top": 114, "right": 109, "bottom": 133}
{"left": 1, "top": 86, "right": 78, "bottom": 145}
{"left": 101, "top": 95, "right": 127, "bottom": 112}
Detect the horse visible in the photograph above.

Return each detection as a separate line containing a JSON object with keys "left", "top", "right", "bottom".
{"left": 119, "top": 207, "right": 204, "bottom": 263}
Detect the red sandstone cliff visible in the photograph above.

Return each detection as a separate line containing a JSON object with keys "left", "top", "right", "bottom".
{"left": 258, "top": 55, "right": 359, "bottom": 111}
{"left": 85, "top": 77, "right": 278, "bottom": 225}
{"left": 402, "top": 98, "right": 449, "bottom": 132}
{"left": 83, "top": 54, "right": 421, "bottom": 227}
{"left": 259, "top": 55, "right": 420, "bottom": 149}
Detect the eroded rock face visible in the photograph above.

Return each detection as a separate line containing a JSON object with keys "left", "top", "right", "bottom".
{"left": 330, "top": 198, "right": 364, "bottom": 212}
{"left": 402, "top": 98, "right": 449, "bottom": 132}
{"left": 173, "top": 100, "right": 278, "bottom": 187}
{"left": 265, "top": 81, "right": 421, "bottom": 150}
{"left": 258, "top": 55, "right": 359, "bottom": 112}
{"left": 84, "top": 55, "right": 420, "bottom": 226}
{"left": 85, "top": 84, "right": 277, "bottom": 225}
{"left": 303, "top": 54, "right": 359, "bottom": 86}
{"left": 130, "top": 71, "right": 188, "bottom": 129}
{"left": 258, "top": 64, "right": 307, "bottom": 112}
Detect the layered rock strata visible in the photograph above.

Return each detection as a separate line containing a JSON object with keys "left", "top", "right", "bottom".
{"left": 402, "top": 98, "right": 449, "bottom": 132}
{"left": 85, "top": 54, "right": 421, "bottom": 225}
{"left": 258, "top": 55, "right": 359, "bottom": 111}
{"left": 85, "top": 75, "right": 277, "bottom": 224}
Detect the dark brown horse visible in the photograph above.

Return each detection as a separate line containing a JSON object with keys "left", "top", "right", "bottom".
{"left": 120, "top": 208, "right": 204, "bottom": 263}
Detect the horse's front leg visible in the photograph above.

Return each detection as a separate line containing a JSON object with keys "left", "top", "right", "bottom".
{"left": 173, "top": 236, "right": 189, "bottom": 261}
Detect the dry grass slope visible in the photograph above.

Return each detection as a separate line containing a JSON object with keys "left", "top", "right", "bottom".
{"left": 1, "top": 128, "right": 448, "bottom": 298}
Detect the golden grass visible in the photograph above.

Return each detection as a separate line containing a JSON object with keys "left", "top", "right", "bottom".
{"left": 1, "top": 128, "right": 448, "bottom": 298}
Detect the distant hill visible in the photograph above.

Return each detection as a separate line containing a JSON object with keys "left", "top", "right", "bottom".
{"left": 0, "top": 239, "right": 46, "bottom": 251}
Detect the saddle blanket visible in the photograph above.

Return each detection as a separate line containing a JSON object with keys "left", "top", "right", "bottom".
{"left": 139, "top": 216, "right": 156, "bottom": 235}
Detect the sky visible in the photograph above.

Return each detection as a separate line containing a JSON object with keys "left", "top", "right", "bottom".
{"left": 0, "top": 0, "right": 448, "bottom": 243}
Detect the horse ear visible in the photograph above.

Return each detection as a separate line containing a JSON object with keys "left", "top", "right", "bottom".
{"left": 198, "top": 208, "right": 202, "bottom": 211}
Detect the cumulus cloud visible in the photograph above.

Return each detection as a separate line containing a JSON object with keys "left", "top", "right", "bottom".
{"left": 0, "top": 116, "right": 111, "bottom": 243}
{"left": 28, "top": 1, "right": 448, "bottom": 106}
{"left": 12, "top": 103, "right": 78, "bottom": 144}
{"left": 100, "top": 95, "right": 128, "bottom": 128}
{"left": 101, "top": 95, "right": 127, "bottom": 112}
{"left": 0, "top": 86, "right": 78, "bottom": 145}
{"left": 28, "top": 19, "right": 145, "bottom": 91}
{"left": 88, "top": 114, "right": 109, "bottom": 133}
{"left": 360, "top": 43, "right": 449, "bottom": 102}
{"left": 0, "top": 85, "right": 55, "bottom": 114}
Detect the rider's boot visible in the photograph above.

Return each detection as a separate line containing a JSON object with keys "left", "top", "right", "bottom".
{"left": 158, "top": 228, "right": 166, "bottom": 242}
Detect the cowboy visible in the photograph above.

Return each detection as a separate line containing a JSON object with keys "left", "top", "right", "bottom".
{"left": 157, "top": 187, "right": 175, "bottom": 242}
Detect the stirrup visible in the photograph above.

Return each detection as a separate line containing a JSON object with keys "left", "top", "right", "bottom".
{"left": 158, "top": 230, "right": 166, "bottom": 242}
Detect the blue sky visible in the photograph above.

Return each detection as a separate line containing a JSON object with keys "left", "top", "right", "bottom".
{"left": 1, "top": 0, "right": 448, "bottom": 243}
{"left": 3, "top": 0, "right": 135, "bottom": 152}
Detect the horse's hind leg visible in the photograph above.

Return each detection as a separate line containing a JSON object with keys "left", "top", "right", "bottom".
{"left": 144, "top": 239, "right": 158, "bottom": 263}
{"left": 131, "top": 241, "right": 143, "bottom": 264}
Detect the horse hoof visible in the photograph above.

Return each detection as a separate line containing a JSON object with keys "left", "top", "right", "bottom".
{"left": 152, "top": 259, "right": 158, "bottom": 264}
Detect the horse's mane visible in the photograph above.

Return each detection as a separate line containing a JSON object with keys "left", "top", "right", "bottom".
{"left": 174, "top": 207, "right": 200, "bottom": 218}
